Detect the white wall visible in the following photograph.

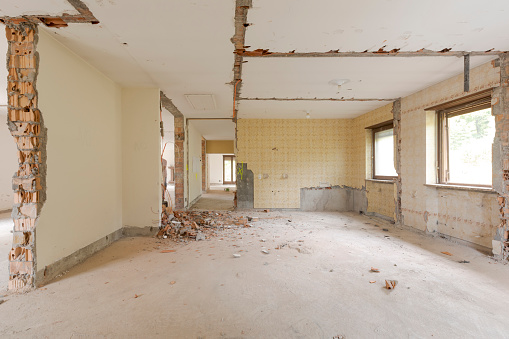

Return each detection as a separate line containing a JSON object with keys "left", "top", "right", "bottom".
{"left": 208, "top": 154, "right": 224, "bottom": 184}
{"left": 187, "top": 121, "right": 203, "bottom": 205}
{"left": 36, "top": 30, "right": 123, "bottom": 269}
{"left": 0, "top": 108, "right": 18, "bottom": 211}
{"left": 122, "top": 88, "right": 161, "bottom": 228}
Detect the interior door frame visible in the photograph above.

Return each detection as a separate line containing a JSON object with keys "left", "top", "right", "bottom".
{"left": 223, "top": 155, "right": 236, "bottom": 184}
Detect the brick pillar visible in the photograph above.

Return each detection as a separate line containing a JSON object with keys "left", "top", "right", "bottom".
{"left": 492, "top": 54, "right": 509, "bottom": 259}
{"left": 5, "top": 20, "right": 46, "bottom": 291}
{"left": 392, "top": 99, "right": 403, "bottom": 225}
{"left": 174, "top": 116, "right": 185, "bottom": 209}
{"left": 201, "top": 138, "right": 206, "bottom": 191}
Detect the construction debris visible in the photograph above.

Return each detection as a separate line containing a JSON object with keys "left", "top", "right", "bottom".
{"left": 370, "top": 267, "right": 380, "bottom": 273}
{"left": 157, "top": 210, "right": 253, "bottom": 242}
{"left": 385, "top": 280, "right": 398, "bottom": 290}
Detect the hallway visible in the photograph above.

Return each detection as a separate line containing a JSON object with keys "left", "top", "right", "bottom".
{"left": 190, "top": 185, "right": 236, "bottom": 211}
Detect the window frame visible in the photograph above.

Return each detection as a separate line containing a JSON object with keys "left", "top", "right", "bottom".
{"left": 436, "top": 96, "right": 492, "bottom": 188}
{"left": 372, "top": 122, "right": 397, "bottom": 180}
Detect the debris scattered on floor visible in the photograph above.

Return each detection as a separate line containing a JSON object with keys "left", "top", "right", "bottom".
{"left": 233, "top": 254, "right": 241, "bottom": 258}
{"left": 134, "top": 294, "right": 142, "bottom": 298}
{"left": 385, "top": 280, "right": 398, "bottom": 290}
{"left": 458, "top": 260, "right": 470, "bottom": 263}
{"left": 170, "top": 281, "right": 176, "bottom": 285}
{"left": 0, "top": 300, "right": 5, "bottom": 306}
{"left": 157, "top": 210, "right": 254, "bottom": 242}
{"left": 382, "top": 228, "right": 389, "bottom": 232}
{"left": 261, "top": 250, "right": 269, "bottom": 254}
{"left": 160, "top": 250, "right": 176, "bottom": 253}
{"left": 441, "top": 251, "right": 453, "bottom": 256}
{"left": 263, "top": 209, "right": 270, "bottom": 213}
{"left": 370, "top": 267, "right": 380, "bottom": 273}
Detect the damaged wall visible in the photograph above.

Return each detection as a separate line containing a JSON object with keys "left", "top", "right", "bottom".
{"left": 35, "top": 28, "right": 123, "bottom": 271}
{"left": 399, "top": 61, "right": 500, "bottom": 248}
{"left": 122, "top": 88, "right": 161, "bottom": 229}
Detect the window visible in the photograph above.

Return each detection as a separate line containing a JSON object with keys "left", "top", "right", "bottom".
{"left": 372, "top": 123, "right": 397, "bottom": 179}
{"left": 437, "top": 94, "right": 494, "bottom": 187}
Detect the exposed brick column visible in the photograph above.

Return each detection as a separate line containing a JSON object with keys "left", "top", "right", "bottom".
{"left": 392, "top": 99, "right": 403, "bottom": 225}
{"left": 201, "top": 138, "right": 206, "bottom": 191}
{"left": 174, "top": 116, "right": 185, "bottom": 209}
{"left": 492, "top": 54, "right": 509, "bottom": 259}
{"left": 5, "top": 20, "right": 46, "bottom": 291}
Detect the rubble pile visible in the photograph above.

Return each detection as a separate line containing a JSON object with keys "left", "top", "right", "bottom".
{"left": 157, "top": 210, "right": 253, "bottom": 241}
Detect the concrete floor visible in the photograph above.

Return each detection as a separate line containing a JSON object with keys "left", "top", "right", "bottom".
{"left": 1, "top": 211, "right": 508, "bottom": 338}
{"left": 190, "top": 185, "right": 236, "bottom": 211}
{"left": 0, "top": 211, "right": 12, "bottom": 295}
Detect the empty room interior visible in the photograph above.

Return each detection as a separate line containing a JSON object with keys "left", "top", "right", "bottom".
{"left": 1, "top": 0, "right": 509, "bottom": 337}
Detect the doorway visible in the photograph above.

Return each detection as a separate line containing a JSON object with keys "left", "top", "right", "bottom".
{"left": 223, "top": 155, "right": 236, "bottom": 184}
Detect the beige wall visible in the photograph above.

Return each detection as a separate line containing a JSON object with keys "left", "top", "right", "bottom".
{"left": 208, "top": 154, "right": 224, "bottom": 184}
{"left": 0, "top": 108, "right": 18, "bottom": 211}
{"left": 122, "top": 88, "right": 161, "bottom": 228}
{"left": 206, "top": 140, "right": 234, "bottom": 154}
{"left": 36, "top": 30, "right": 123, "bottom": 269}
{"left": 187, "top": 121, "right": 203, "bottom": 205}
{"left": 400, "top": 61, "right": 500, "bottom": 248}
{"left": 236, "top": 119, "right": 351, "bottom": 208}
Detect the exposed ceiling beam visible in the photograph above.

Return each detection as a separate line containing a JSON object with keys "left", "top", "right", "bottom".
{"left": 235, "top": 49, "right": 505, "bottom": 58}
{"left": 160, "top": 91, "right": 184, "bottom": 118}
{"left": 239, "top": 97, "right": 397, "bottom": 102}
{"left": 230, "top": 0, "right": 252, "bottom": 121}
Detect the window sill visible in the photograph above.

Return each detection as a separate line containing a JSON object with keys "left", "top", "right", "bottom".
{"left": 366, "top": 179, "right": 396, "bottom": 184}
{"left": 424, "top": 183, "right": 497, "bottom": 194}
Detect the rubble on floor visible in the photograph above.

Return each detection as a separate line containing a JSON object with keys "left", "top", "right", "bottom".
{"left": 157, "top": 210, "right": 252, "bottom": 242}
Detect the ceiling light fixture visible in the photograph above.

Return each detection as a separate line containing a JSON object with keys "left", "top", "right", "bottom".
{"left": 328, "top": 79, "right": 350, "bottom": 86}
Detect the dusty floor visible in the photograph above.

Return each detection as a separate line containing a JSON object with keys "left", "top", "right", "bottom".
{"left": 190, "top": 187, "right": 235, "bottom": 211}
{"left": 0, "top": 211, "right": 12, "bottom": 294}
{"left": 1, "top": 211, "right": 509, "bottom": 338}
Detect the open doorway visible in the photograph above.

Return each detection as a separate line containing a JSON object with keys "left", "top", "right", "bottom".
{"left": 185, "top": 119, "right": 236, "bottom": 211}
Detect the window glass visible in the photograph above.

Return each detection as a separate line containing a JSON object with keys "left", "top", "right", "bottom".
{"left": 374, "top": 128, "right": 397, "bottom": 177}
{"left": 447, "top": 108, "right": 495, "bottom": 185}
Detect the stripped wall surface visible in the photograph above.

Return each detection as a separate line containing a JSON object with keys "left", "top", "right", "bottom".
{"left": 400, "top": 61, "right": 500, "bottom": 248}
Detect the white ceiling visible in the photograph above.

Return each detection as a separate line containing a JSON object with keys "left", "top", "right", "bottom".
{"left": 190, "top": 120, "right": 235, "bottom": 140}
{"left": 0, "top": 0, "right": 77, "bottom": 17}
{"left": 238, "top": 100, "right": 384, "bottom": 119}
{"left": 1, "top": 0, "right": 509, "bottom": 135}
{"left": 246, "top": 0, "right": 509, "bottom": 52}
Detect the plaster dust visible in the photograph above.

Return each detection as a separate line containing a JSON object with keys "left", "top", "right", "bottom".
{"left": 1, "top": 211, "right": 509, "bottom": 338}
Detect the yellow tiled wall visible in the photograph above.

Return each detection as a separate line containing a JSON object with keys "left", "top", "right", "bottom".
{"left": 236, "top": 119, "right": 351, "bottom": 208}
{"left": 366, "top": 181, "right": 395, "bottom": 219}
